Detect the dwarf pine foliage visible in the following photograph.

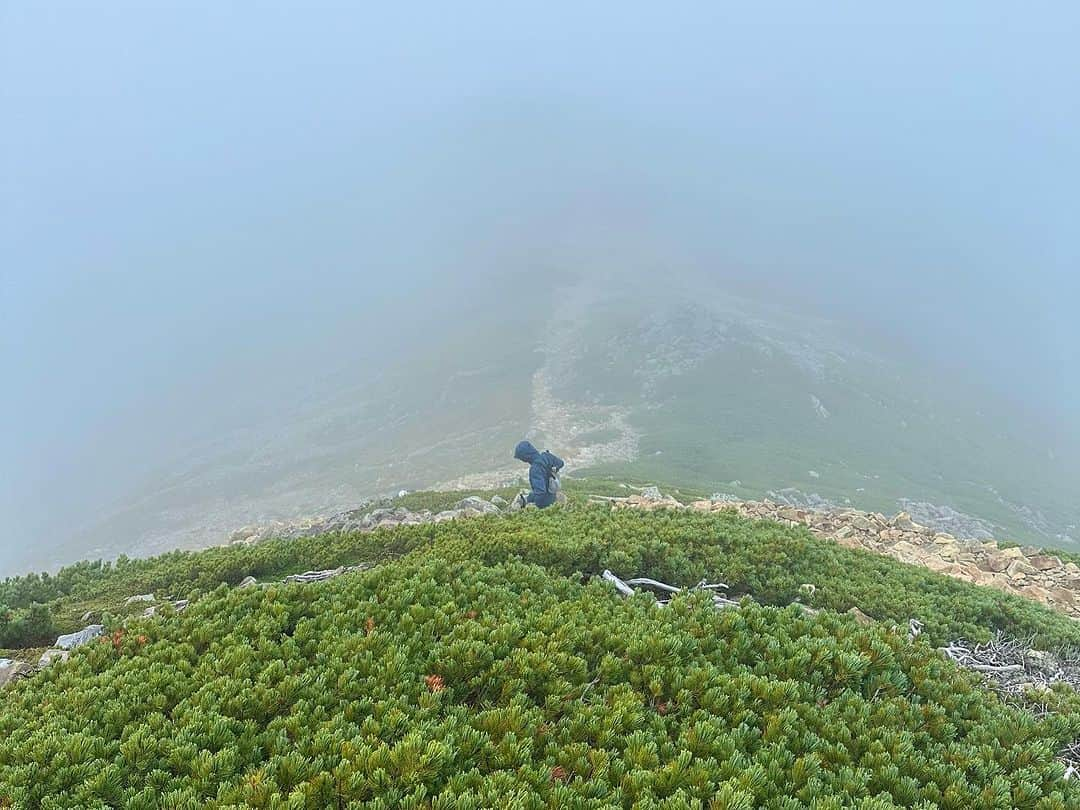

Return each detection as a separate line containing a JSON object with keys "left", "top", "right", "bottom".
{"left": 1, "top": 505, "right": 1079, "bottom": 807}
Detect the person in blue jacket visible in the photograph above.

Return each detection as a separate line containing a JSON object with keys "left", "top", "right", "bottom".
{"left": 512, "top": 440, "right": 564, "bottom": 508}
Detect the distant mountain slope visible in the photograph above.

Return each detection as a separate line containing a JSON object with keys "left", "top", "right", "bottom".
{"left": 18, "top": 277, "right": 1076, "bottom": 575}
{"left": 535, "top": 279, "right": 1079, "bottom": 550}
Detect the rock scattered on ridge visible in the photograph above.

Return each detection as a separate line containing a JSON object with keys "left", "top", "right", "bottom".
{"left": 765, "top": 488, "right": 837, "bottom": 510}
{"left": 225, "top": 488, "right": 1078, "bottom": 620}
{"left": 612, "top": 489, "right": 684, "bottom": 510}
{"left": 0, "top": 660, "right": 33, "bottom": 689}
{"left": 704, "top": 499, "right": 1080, "bottom": 619}
{"left": 455, "top": 496, "right": 501, "bottom": 515}
{"left": 142, "top": 599, "right": 189, "bottom": 618}
{"left": 228, "top": 497, "right": 506, "bottom": 547}
{"left": 37, "top": 649, "right": 69, "bottom": 669}
{"left": 604, "top": 491, "right": 1080, "bottom": 620}
{"left": 55, "top": 625, "right": 105, "bottom": 650}
{"left": 897, "top": 499, "right": 997, "bottom": 540}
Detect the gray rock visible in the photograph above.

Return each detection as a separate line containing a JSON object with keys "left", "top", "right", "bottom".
{"left": 433, "top": 510, "right": 461, "bottom": 522}
{"left": 124, "top": 593, "right": 155, "bottom": 606}
{"left": 850, "top": 515, "right": 875, "bottom": 532}
{"left": 37, "top": 649, "right": 69, "bottom": 669}
{"left": 362, "top": 508, "right": 400, "bottom": 528}
{"left": 237, "top": 576, "right": 258, "bottom": 589}
{"left": 896, "top": 499, "right": 996, "bottom": 540}
{"left": 490, "top": 495, "right": 509, "bottom": 508}
{"left": 55, "top": 625, "right": 105, "bottom": 650}
{"left": 846, "top": 607, "right": 874, "bottom": 626}
{"left": 0, "top": 659, "right": 33, "bottom": 688}
{"left": 890, "top": 512, "right": 917, "bottom": 531}
{"left": 455, "top": 496, "right": 500, "bottom": 515}
{"left": 640, "top": 486, "right": 664, "bottom": 501}
{"left": 710, "top": 492, "right": 741, "bottom": 504}
{"left": 1025, "top": 556, "right": 1063, "bottom": 574}
{"left": 143, "top": 599, "right": 189, "bottom": 617}
{"left": 765, "top": 488, "right": 836, "bottom": 511}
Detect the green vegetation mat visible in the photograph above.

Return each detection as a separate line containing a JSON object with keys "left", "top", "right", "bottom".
{"left": 1, "top": 505, "right": 1079, "bottom": 807}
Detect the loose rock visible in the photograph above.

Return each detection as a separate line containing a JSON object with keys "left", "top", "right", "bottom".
{"left": 0, "top": 660, "right": 33, "bottom": 688}
{"left": 37, "top": 649, "right": 69, "bottom": 669}
{"left": 455, "top": 496, "right": 500, "bottom": 515}
{"left": 846, "top": 607, "right": 874, "bottom": 626}
{"left": 55, "top": 625, "right": 105, "bottom": 650}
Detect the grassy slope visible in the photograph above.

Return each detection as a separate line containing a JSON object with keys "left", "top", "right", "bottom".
{"left": 1, "top": 504, "right": 1079, "bottom": 807}
{"left": 551, "top": 292, "right": 1079, "bottom": 552}
{"left": 4, "top": 480, "right": 1079, "bottom": 657}
{"left": 5, "top": 488, "right": 1080, "bottom": 651}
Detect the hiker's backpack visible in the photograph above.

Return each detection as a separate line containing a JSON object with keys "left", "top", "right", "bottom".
{"left": 542, "top": 453, "right": 561, "bottom": 498}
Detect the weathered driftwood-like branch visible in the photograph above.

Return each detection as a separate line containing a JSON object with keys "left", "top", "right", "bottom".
{"left": 694, "top": 579, "right": 730, "bottom": 591}
{"left": 602, "top": 571, "right": 733, "bottom": 610}
{"left": 601, "top": 570, "right": 635, "bottom": 598}
{"left": 937, "top": 632, "right": 1080, "bottom": 779}
{"left": 625, "top": 577, "right": 682, "bottom": 594}
{"left": 283, "top": 564, "right": 368, "bottom": 585}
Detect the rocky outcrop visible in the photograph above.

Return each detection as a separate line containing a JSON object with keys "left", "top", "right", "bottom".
{"left": 605, "top": 490, "right": 1080, "bottom": 620}
{"left": 226, "top": 487, "right": 1078, "bottom": 620}
{"left": 896, "top": 499, "right": 997, "bottom": 540}
{"left": 455, "top": 496, "right": 500, "bottom": 515}
{"left": 611, "top": 491, "right": 685, "bottom": 511}
{"left": 765, "top": 488, "right": 838, "bottom": 510}
{"left": 0, "top": 659, "right": 33, "bottom": 689}
{"left": 712, "top": 500, "right": 1080, "bottom": 619}
{"left": 26, "top": 625, "right": 107, "bottom": 675}
{"left": 55, "top": 625, "right": 105, "bottom": 650}
{"left": 142, "top": 599, "right": 188, "bottom": 618}
{"left": 37, "top": 649, "right": 70, "bottom": 669}
{"left": 228, "top": 497, "right": 507, "bottom": 547}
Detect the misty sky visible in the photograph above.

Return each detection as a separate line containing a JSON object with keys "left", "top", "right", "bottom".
{"left": 2, "top": 3, "right": 1078, "bottom": 568}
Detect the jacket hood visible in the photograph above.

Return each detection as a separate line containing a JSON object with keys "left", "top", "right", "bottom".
{"left": 514, "top": 440, "right": 539, "bottom": 463}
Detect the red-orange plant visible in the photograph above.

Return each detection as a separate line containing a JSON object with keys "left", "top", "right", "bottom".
{"left": 424, "top": 674, "right": 445, "bottom": 692}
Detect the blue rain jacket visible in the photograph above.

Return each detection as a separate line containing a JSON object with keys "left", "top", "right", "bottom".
{"left": 513, "top": 440, "right": 564, "bottom": 508}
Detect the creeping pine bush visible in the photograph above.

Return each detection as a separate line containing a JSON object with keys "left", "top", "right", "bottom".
{"left": 1, "top": 526, "right": 1079, "bottom": 807}
{"left": 4, "top": 504, "right": 1080, "bottom": 651}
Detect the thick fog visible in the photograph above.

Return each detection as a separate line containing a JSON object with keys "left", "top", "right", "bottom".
{"left": 2, "top": 4, "right": 1078, "bottom": 574}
